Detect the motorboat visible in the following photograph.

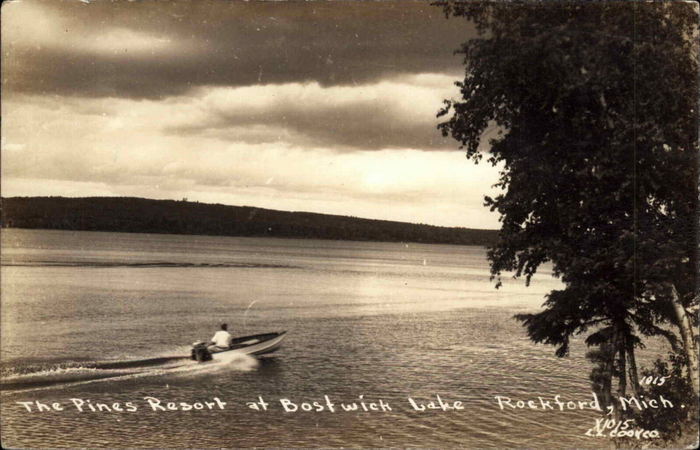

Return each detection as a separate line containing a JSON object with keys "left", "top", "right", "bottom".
{"left": 191, "top": 331, "right": 287, "bottom": 362}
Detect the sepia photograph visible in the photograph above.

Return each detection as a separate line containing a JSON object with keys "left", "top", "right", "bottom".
{"left": 1, "top": 0, "right": 698, "bottom": 447}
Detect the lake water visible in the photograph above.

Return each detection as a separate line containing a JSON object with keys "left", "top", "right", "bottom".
{"left": 0, "top": 228, "right": 648, "bottom": 447}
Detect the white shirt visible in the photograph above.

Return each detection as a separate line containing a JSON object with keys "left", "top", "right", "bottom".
{"left": 211, "top": 330, "right": 232, "bottom": 348}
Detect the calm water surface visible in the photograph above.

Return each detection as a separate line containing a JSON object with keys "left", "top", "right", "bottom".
{"left": 0, "top": 229, "right": 645, "bottom": 447}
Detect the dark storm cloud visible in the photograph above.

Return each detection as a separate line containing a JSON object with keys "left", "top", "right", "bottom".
{"left": 2, "top": 0, "right": 473, "bottom": 99}
{"left": 169, "top": 113, "right": 452, "bottom": 151}
{"left": 165, "top": 80, "right": 457, "bottom": 150}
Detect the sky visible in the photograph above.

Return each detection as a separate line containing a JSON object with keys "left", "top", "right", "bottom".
{"left": 1, "top": 0, "right": 502, "bottom": 229}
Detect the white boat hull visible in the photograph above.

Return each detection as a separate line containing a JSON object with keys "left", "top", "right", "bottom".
{"left": 214, "top": 332, "right": 287, "bottom": 358}
{"left": 192, "top": 331, "right": 287, "bottom": 362}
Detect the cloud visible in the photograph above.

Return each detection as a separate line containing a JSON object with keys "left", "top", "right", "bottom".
{"left": 2, "top": 0, "right": 181, "bottom": 56}
{"left": 166, "top": 74, "right": 462, "bottom": 150}
{"left": 2, "top": 0, "right": 474, "bottom": 99}
{"left": 3, "top": 73, "right": 468, "bottom": 154}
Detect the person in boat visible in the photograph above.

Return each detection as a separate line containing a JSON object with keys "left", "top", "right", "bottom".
{"left": 208, "top": 323, "right": 232, "bottom": 353}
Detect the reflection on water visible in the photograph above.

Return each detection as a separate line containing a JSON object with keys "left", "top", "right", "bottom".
{"left": 0, "top": 229, "right": 661, "bottom": 447}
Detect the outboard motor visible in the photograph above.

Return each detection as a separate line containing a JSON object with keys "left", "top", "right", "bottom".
{"left": 191, "top": 341, "right": 212, "bottom": 362}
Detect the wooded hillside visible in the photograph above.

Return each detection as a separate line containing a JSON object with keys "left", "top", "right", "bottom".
{"left": 0, "top": 197, "right": 497, "bottom": 246}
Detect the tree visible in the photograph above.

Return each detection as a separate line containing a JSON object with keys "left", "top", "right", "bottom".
{"left": 436, "top": 0, "right": 698, "bottom": 404}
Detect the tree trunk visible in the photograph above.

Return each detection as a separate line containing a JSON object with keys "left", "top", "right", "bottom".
{"left": 617, "top": 338, "right": 627, "bottom": 398}
{"left": 610, "top": 328, "right": 622, "bottom": 419}
{"left": 671, "top": 284, "right": 699, "bottom": 397}
{"left": 625, "top": 338, "right": 639, "bottom": 397}
{"left": 600, "top": 328, "right": 620, "bottom": 410}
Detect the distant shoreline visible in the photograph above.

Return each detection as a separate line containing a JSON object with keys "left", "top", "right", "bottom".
{"left": 0, "top": 196, "right": 499, "bottom": 247}
{"left": 0, "top": 228, "right": 491, "bottom": 249}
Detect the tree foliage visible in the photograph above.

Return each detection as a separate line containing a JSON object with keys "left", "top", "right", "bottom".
{"left": 437, "top": 0, "right": 698, "bottom": 400}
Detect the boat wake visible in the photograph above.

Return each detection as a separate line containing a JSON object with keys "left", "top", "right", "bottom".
{"left": 1, "top": 350, "right": 259, "bottom": 393}
{"left": 210, "top": 350, "right": 259, "bottom": 371}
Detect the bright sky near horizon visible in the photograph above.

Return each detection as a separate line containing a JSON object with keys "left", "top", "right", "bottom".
{"left": 1, "top": 0, "right": 501, "bottom": 229}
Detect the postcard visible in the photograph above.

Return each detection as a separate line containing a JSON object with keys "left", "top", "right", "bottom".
{"left": 1, "top": 0, "right": 698, "bottom": 448}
